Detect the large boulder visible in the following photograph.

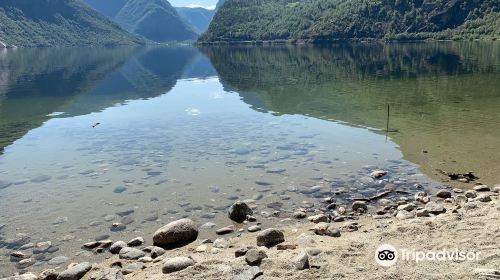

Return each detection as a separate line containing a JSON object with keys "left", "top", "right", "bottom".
{"left": 57, "top": 262, "right": 92, "bottom": 280}
{"left": 256, "top": 228, "right": 285, "bottom": 247}
{"left": 228, "top": 201, "right": 253, "bottom": 223}
{"left": 153, "top": 219, "right": 198, "bottom": 248}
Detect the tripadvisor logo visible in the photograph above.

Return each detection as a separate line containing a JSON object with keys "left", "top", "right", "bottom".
{"left": 375, "top": 244, "right": 481, "bottom": 267}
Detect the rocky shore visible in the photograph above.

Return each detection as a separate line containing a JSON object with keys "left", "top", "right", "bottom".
{"left": 2, "top": 176, "right": 500, "bottom": 280}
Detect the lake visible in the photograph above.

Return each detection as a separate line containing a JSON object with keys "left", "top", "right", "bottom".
{"left": 0, "top": 42, "right": 499, "bottom": 275}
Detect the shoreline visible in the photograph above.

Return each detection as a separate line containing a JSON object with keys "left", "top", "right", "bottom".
{"left": 3, "top": 181, "right": 500, "bottom": 280}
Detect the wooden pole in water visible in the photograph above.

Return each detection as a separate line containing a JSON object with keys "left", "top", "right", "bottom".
{"left": 386, "top": 104, "right": 390, "bottom": 132}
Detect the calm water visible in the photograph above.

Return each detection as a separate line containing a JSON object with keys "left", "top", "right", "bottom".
{"left": 0, "top": 42, "right": 499, "bottom": 275}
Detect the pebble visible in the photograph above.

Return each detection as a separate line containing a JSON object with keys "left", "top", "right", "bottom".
{"left": 38, "top": 269, "right": 58, "bottom": 280}
{"left": 122, "top": 262, "right": 145, "bottom": 275}
{"left": 235, "top": 247, "right": 250, "bottom": 258}
{"left": 213, "top": 238, "right": 229, "bottom": 249}
{"left": 232, "top": 266, "right": 263, "bottom": 280}
{"left": 465, "top": 190, "right": 477, "bottom": 198}
{"left": 396, "top": 210, "right": 414, "bottom": 220}
{"left": 138, "top": 256, "right": 153, "bottom": 263}
{"left": 195, "top": 245, "right": 207, "bottom": 252}
{"left": 48, "top": 256, "right": 69, "bottom": 265}
{"left": 151, "top": 247, "right": 166, "bottom": 258}
{"left": 109, "top": 241, "right": 127, "bottom": 254}
{"left": 308, "top": 214, "right": 329, "bottom": 223}
{"left": 370, "top": 170, "right": 387, "bottom": 179}
{"left": 416, "top": 209, "right": 430, "bottom": 217}
{"left": 425, "top": 202, "right": 446, "bottom": 214}
{"left": 294, "top": 251, "right": 310, "bottom": 270}
{"left": 216, "top": 227, "right": 234, "bottom": 235}
{"left": 162, "top": 257, "right": 195, "bottom": 274}
{"left": 292, "top": 211, "right": 306, "bottom": 219}
{"left": 57, "top": 262, "right": 92, "bottom": 280}
{"left": 245, "top": 249, "right": 267, "bottom": 265}
{"left": 397, "top": 203, "right": 416, "bottom": 211}
{"left": 313, "top": 223, "right": 341, "bottom": 237}
{"left": 228, "top": 201, "right": 254, "bottom": 223}
{"left": 473, "top": 185, "right": 490, "bottom": 192}
{"left": 352, "top": 201, "right": 368, "bottom": 212}
{"left": 415, "top": 192, "right": 430, "bottom": 204}
{"left": 88, "top": 268, "right": 123, "bottom": 280}
{"left": 256, "top": 228, "right": 285, "bottom": 247}
{"left": 476, "top": 194, "right": 492, "bottom": 202}
{"left": 113, "top": 186, "right": 127, "bottom": 193}
{"left": 248, "top": 225, "right": 261, "bottom": 232}
{"left": 436, "top": 190, "right": 452, "bottom": 199}
{"left": 127, "top": 237, "right": 144, "bottom": 247}
{"left": 119, "top": 247, "right": 146, "bottom": 260}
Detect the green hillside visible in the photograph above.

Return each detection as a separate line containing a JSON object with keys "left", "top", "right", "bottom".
{"left": 114, "top": 0, "right": 198, "bottom": 42}
{"left": 84, "top": 0, "right": 128, "bottom": 18}
{"left": 0, "top": 0, "right": 140, "bottom": 47}
{"left": 200, "top": 0, "right": 500, "bottom": 42}
{"left": 176, "top": 7, "right": 215, "bottom": 34}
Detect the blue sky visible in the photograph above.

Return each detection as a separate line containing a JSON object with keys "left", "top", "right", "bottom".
{"left": 169, "top": 0, "right": 218, "bottom": 9}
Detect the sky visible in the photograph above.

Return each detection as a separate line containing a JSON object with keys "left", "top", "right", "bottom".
{"left": 169, "top": 0, "right": 218, "bottom": 9}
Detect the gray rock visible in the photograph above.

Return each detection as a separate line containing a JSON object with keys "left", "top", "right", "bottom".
{"left": 307, "top": 214, "right": 329, "bottom": 223}
{"left": 118, "top": 247, "right": 146, "bottom": 260}
{"left": 228, "top": 201, "right": 253, "bottom": 223}
{"left": 151, "top": 247, "right": 166, "bottom": 258}
{"left": 1, "top": 273, "right": 38, "bottom": 280}
{"left": 292, "top": 212, "right": 306, "bottom": 219}
{"left": 465, "top": 190, "right": 477, "bottom": 198}
{"left": 476, "top": 194, "right": 492, "bottom": 202}
{"left": 425, "top": 202, "right": 446, "bottom": 215}
{"left": 153, "top": 219, "right": 198, "bottom": 247}
{"left": 127, "top": 237, "right": 144, "bottom": 247}
{"left": 122, "top": 262, "right": 145, "bottom": 275}
{"left": 216, "top": 227, "right": 234, "bottom": 235}
{"left": 492, "top": 185, "right": 500, "bottom": 193}
{"left": 248, "top": 225, "right": 261, "bottom": 232}
{"left": 396, "top": 210, "right": 414, "bottom": 220}
{"left": 235, "top": 247, "right": 250, "bottom": 258}
{"left": 57, "top": 262, "right": 92, "bottom": 280}
{"left": 256, "top": 228, "right": 285, "bottom": 247}
{"left": 39, "top": 269, "right": 58, "bottom": 280}
{"left": 416, "top": 209, "right": 430, "bottom": 217}
{"left": 370, "top": 170, "right": 387, "bottom": 179}
{"left": 436, "top": 190, "right": 452, "bottom": 199}
{"left": 245, "top": 249, "right": 267, "bottom": 266}
{"left": 352, "top": 201, "right": 368, "bottom": 212}
{"left": 473, "top": 185, "right": 490, "bottom": 192}
{"left": 109, "top": 241, "right": 126, "bottom": 254}
{"left": 415, "top": 192, "right": 430, "bottom": 204}
{"left": 213, "top": 238, "right": 229, "bottom": 249}
{"left": 313, "top": 222, "right": 341, "bottom": 237}
{"left": 89, "top": 268, "right": 123, "bottom": 280}
{"left": 232, "top": 266, "right": 263, "bottom": 280}
{"left": 113, "top": 186, "right": 127, "bottom": 193}
{"left": 397, "top": 203, "right": 416, "bottom": 211}
{"left": 48, "top": 256, "right": 69, "bottom": 265}
{"left": 162, "top": 257, "right": 195, "bottom": 274}
{"left": 294, "top": 251, "right": 310, "bottom": 270}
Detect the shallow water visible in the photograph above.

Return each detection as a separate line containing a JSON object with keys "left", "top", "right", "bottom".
{"left": 0, "top": 42, "right": 498, "bottom": 276}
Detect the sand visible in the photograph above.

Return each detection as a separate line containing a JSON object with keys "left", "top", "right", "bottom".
{"left": 72, "top": 192, "right": 500, "bottom": 280}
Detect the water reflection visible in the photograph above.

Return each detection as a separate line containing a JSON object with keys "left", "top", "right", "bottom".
{"left": 0, "top": 47, "right": 216, "bottom": 154}
{"left": 202, "top": 42, "right": 500, "bottom": 186}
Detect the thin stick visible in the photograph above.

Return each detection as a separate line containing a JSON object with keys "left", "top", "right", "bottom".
{"left": 386, "top": 104, "right": 390, "bottom": 132}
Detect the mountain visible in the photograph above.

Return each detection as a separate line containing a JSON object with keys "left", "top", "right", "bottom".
{"left": 0, "top": 0, "right": 139, "bottom": 47}
{"left": 200, "top": 0, "right": 500, "bottom": 42}
{"left": 114, "top": 0, "right": 198, "bottom": 42}
{"left": 84, "top": 0, "right": 128, "bottom": 18}
{"left": 176, "top": 7, "right": 215, "bottom": 34}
